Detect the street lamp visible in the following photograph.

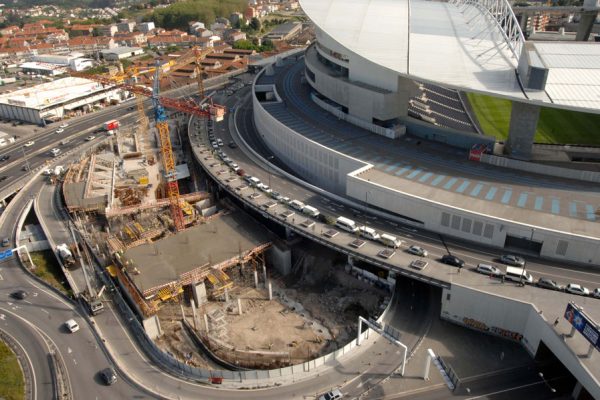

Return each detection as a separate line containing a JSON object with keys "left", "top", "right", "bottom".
{"left": 266, "top": 155, "right": 275, "bottom": 189}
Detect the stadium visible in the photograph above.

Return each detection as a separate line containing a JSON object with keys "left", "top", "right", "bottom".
{"left": 251, "top": 0, "right": 600, "bottom": 266}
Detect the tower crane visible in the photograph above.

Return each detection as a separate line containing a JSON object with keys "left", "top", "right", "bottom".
{"left": 73, "top": 46, "right": 226, "bottom": 231}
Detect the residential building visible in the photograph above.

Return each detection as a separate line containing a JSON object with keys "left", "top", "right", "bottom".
{"left": 98, "top": 24, "right": 119, "bottom": 37}
{"left": 100, "top": 46, "right": 144, "bottom": 61}
{"left": 138, "top": 21, "right": 155, "bottom": 34}
{"left": 117, "top": 20, "right": 136, "bottom": 33}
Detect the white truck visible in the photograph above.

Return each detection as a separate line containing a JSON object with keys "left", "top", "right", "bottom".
{"left": 56, "top": 243, "right": 75, "bottom": 267}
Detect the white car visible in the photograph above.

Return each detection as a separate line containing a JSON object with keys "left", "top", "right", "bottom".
{"left": 24, "top": 140, "right": 34, "bottom": 147}
{"left": 593, "top": 288, "right": 600, "bottom": 299}
{"left": 65, "top": 319, "right": 80, "bottom": 333}
{"left": 85, "top": 135, "right": 96, "bottom": 141}
{"left": 59, "top": 123, "right": 69, "bottom": 128}
{"left": 55, "top": 128, "right": 64, "bottom": 134}
{"left": 319, "top": 389, "right": 343, "bottom": 400}
{"left": 476, "top": 263, "right": 502, "bottom": 277}
{"left": 407, "top": 245, "right": 428, "bottom": 257}
{"left": 565, "top": 283, "right": 590, "bottom": 296}
{"left": 257, "top": 183, "right": 272, "bottom": 194}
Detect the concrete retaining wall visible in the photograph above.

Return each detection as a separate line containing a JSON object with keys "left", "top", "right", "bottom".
{"left": 481, "top": 154, "right": 600, "bottom": 184}
{"left": 401, "top": 116, "right": 496, "bottom": 150}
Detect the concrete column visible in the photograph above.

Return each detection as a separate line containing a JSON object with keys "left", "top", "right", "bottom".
{"left": 254, "top": 269, "right": 259, "bottom": 288}
{"left": 572, "top": 382, "right": 583, "bottom": 399}
{"left": 203, "top": 313, "right": 209, "bottom": 333}
{"left": 262, "top": 263, "right": 267, "bottom": 287}
{"left": 268, "top": 281, "right": 273, "bottom": 301}
{"left": 505, "top": 101, "right": 541, "bottom": 160}
{"left": 190, "top": 299, "right": 198, "bottom": 330}
{"left": 224, "top": 287, "right": 229, "bottom": 303}
{"left": 238, "top": 298, "right": 243, "bottom": 315}
{"left": 519, "top": 14, "right": 528, "bottom": 36}
{"left": 576, "top": 0, "right": 599, "bottom": 41}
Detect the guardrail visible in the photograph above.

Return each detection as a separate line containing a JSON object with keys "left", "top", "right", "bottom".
{"left": 0, "top": 328, "right": 34, "bottom": 400}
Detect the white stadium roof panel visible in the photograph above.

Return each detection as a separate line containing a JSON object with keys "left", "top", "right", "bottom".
{"left": 300, "top": 0, "right": 600, "bottom": 113}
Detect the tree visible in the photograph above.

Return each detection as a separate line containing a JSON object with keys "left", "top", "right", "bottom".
{"left": 249, "top": 17, "right": 261, "bottom": 31}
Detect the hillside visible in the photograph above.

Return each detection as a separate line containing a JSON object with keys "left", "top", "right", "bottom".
{"left": 2, "top": 0, "right": 115, "bottom": 7}
{"left": 150, "top": 0, "right": 247, "bottom": 30}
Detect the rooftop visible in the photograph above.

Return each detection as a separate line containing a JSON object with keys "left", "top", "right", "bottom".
{"left": 299, "top": 0, "right": 600, "bottom": 114}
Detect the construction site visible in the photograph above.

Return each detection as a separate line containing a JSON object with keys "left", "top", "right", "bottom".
{"left": 50, "top": 47, "right": 388, "bottom": 371}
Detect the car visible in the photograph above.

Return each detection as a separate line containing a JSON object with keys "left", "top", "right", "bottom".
{"left": 257, "top": 183, "right": 272, "bottom": 194}
{"left": 593, "top": 288, "right": 600, "bottom": 299}
{"left": 318, "top": 389, "right": 343, "bottom": 400}
{"left": 565, "top": 283, "right": 590, "bottom": 296}
{"left": 100, "top": 367, "right": 117, "bottom": 385}
{"left": 536, "top": 277, "right": 564, "bottom": 291}
{"left": 475, "top": 263, "right": 502, "bottom": 277}
{"left": 407, "top": 245, "right": 428, "bottom": 257}
{"left": 24, "top": 140, "right": 34, "bottom": 147}
{"left": 85, "top": 135, "right": 96, "bottom": 141}
{"left": 11, "top": 290, "right": 28, "bottom": 300}
{"left": 21, "top": 164, "right": 30, "bottom": 171}
{"left": 270, "top": 191, "right": 283, "bottom": 201}
{"left": 59, "top": 123, "right": 69, "bottom": 128}
{"left": 2, "top": 237, "right": 9, "bottom": 246}
{"left": 0, "top": 155, "right": 9, "bottom": 161}
{"left": 441, "top": 254, "right": 465, "bottom": 267}
{"left": 65, "top": 319, "right": 80, "bottom": 333}
{"left": 55, "top": 128, "right": 64, "bottom": 134}
{"left": 500, "top": 254, "right": 526, "bottom": 267}
{"left": 0, "top": 176, "right": 7, "bottom": 182}
{"left": 228, "top": 141, "right": 238, "bottom": 148}
{"left": 280, "top": 196, "right": 290, "bottom": 204}
{"left": 217, "top": 139, "right": 224, "bottom": 147}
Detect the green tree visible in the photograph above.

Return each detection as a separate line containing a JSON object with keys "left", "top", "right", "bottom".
{"left": 249, "top": 17, "right": 261, "bottom": 31}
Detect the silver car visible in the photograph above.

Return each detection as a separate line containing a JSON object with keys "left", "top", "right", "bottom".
{"left": 407, "top": 245, "right": 428, "bottom": 257}
{"left": 500, "top": 254, "right": 525, "bottom": 267}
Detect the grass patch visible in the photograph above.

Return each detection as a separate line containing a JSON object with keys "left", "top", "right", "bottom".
{"left": 30, "top": 250, "right": 72, "bottom": 296}
{"left": 0, "top": 340, "right": 25, "bottom": 400}
{"left": 466, "top": 92, "right": 600, "bottom": 145}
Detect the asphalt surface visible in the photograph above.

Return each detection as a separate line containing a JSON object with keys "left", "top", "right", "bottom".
{"left": 221, "top": 78, "right": 600, "bottom": 294}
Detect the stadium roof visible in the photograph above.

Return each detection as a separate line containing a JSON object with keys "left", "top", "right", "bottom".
{"left": 300, "top": 0, "right": 600, "bottom": 114}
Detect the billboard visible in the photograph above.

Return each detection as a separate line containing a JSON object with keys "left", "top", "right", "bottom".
{"left": 564, "top": 303, "right": 600, "bottom": 352}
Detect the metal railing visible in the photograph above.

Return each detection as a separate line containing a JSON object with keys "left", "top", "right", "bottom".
{"left": 451, "top": 0, "right": 525, "bottom": 62}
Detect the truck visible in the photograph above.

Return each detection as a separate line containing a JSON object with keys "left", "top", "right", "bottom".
{"left": 56, "top": 243, "right": 76, "bottom": 267}
{"left": 103, "top": 119, "right": 119, "bottom": 134}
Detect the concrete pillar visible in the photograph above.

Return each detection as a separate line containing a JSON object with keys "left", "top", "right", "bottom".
{"left": 262, "top": 263, "right": 267, "bottom": 287}
{"left": 576, "top": 0, "right": 599, "bottom": 41}
{"left": 203, "top": 313, "right": 209, "bottom": 333}
{"left": 268, "top": 281, "right": 273, "bottom": 301}
{"left": 224, "top": 287, "right": 229, "bottom": 303}
{"left": 238, "top": 298, "right": 243, "bottom": 315}
{"left": 572, "top": 382, "right": 583, "bottom": 399}
{"left": 519, "top": 14, "right": 528, "bottom": 36}
{"left": 190, "top": 299, "right": 198, "bottom": 330}
{"left": 505, "top": 101, "right": 541, "bottom": 160}
{"left": 254, "top": 269, "right": 259, "bottom": 288}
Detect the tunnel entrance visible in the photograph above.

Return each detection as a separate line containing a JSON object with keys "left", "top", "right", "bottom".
{"left": 504, "top": 234, "right": 543, "bottom": 255}
{"left": 534, "top": 340, "right": 593, "bottom": 398}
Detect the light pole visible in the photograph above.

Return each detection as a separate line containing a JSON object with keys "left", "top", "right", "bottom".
{"left": 21, "top": 146, "right": 32, "bottom": 177}
{"left": 266, "top": 155, "right": 275, "bottom": 190}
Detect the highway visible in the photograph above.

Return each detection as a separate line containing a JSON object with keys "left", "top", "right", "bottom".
{"left": 213, "top": 76, "right": 600, "bottom": 294}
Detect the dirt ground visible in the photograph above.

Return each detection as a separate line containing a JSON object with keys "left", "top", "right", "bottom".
{"left": 155, "top": 257, "right": 389, "bottom": 369}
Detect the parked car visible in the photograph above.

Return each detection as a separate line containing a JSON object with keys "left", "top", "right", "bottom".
{"left": 475, "top": 263, "right": 502, "bottom": 277}
{"left": 228, "top": 141, "right": 238, "bottom": 148}
{"left": 536, "top": 277, "right": 564, "bottom": 291}
{"left": 100, "top": 367, "right": 117, "bottom": 385}
{"left": 24, "top": 140, "right": 34, "bottom": 147}
{"left": 59, "top": 123, "right": 69, "bottom": 128}
{"left": 270, "top": 191, "right": 283, "bottom": 201}
{"left": 407, "top": 245, "right": 428, "bottom": 257}
{"left": 441, "top": 254, "right": 465, "bottom": 267}
{"left": 65, "top": 319, "right": 80, "bottom": 333}
{"left": 565, "top": 283, "right": 590, "bottom": 296}
{"left": 85, "top": 135, "right": 96, "bottom": 141}
{"left": 2, "top": 237, "right": 9, "bottom": 246}
{"left": 593, "top": 288, "right": 600, "bottom": 299}
{"left": 0, "top": 176, "right": 7, "bottom": 182}
{"left": 500, "top": 254, "right": 525, "bottom": 267}
{"left": 0, "top": 155, "right": 10, "bottom": 161}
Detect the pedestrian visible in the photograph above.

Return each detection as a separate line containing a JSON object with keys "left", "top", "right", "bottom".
{"left": 458, "top": 265, "right": 462, "bottom": 274}
{"left": 500, "top": 351, "right": 505, "bottom": 361}
{"left": 501, "top": 275, "right": 505, "bottom": 283}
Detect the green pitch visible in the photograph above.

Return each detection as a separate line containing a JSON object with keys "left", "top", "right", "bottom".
{"left": 466, "top": 93, "right": 600, "bottom": 145}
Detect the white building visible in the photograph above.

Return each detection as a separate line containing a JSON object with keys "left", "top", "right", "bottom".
{"left": 139, "top": 21, "right": 155, "bottom": 34}
{"left": 100, "top": 46, "right": 144, "bottom": 61}
{"left": 0, "top": 77, "right": 126, "bottom": 124}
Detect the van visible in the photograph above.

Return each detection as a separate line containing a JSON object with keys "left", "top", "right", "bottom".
{"left": 505, "top": 266, "right": 533, "bottom": 284}
{"left": 248, "top": 176, "right": 261, "bottom": 186}
{"left": 289, "top": 200, "right": 305, "bottom": 212}
{"left": 378, "top": 233, "right": 402, "bottom": 248}
{"left": 335, "top": 216, "right": 358, "bottom": 233}
{"left": 59, "top": 138, "right": 70, "bottom": 146}
{"left": 301, "top": 205, "right": 320, "bottom": 217}
{"left": 359, "top": 226, "right": 380, "bottom": 240}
